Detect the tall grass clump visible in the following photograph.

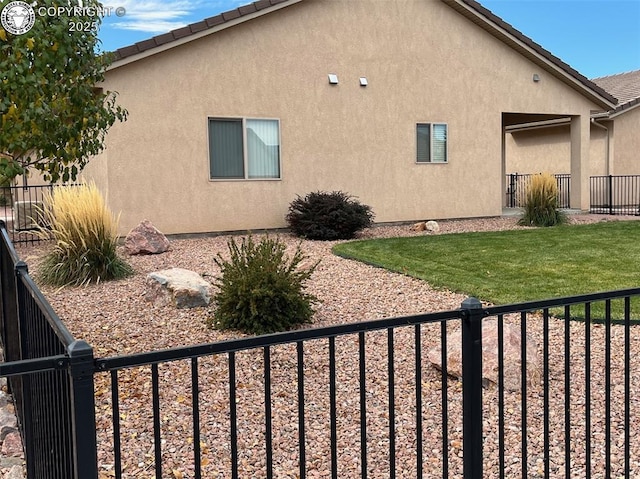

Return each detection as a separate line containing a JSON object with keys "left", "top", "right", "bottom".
{"left": 37, "top": 182, "right": 133, "bottom": 286}
{"left": 208, "top": 235, "right": 318, "bottom": 335}
{"left": 518, "top": 172, "right": 567, "bottom": 227}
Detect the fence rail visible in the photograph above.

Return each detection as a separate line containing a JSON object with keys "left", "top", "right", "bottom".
{"left": 0, "top": 220, "right": 97, "bottom": 479}
{"left": 0, "top": 185, "right": 58, "bottom": 245}
{"left": 505, "top": 173, "right": 571, "bottom": 208}
{"left": 590, "top": 175, "right": 640, "bottom": 215}
{"left": 1, "top": 222, "right": 640, "bottom": 478}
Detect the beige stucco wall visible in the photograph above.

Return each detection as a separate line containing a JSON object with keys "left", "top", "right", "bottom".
{"left": 611, "top": 107, "right": 640, "bottom": 174}
{"left": 505, "top": 126, "right": 571, "bottom": 175}
{"left": 505, "top": 123, "right": 608, "bottom": 176}
{"left": 84, "top": 0, "right": 603, "bottom": 235}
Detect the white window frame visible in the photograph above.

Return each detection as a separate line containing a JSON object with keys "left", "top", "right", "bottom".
{"left": 208, "top": 117, "right": 282, "bottom": 181}
{"left": 416, "top": 122, "right": 448, "bottom": 164}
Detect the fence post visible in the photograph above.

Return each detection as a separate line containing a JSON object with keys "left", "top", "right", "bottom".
{"left": 67, "top": 340, "right": 98, "bottom": 479}
{"left": 461, "top": 297, "right": 484, "bottom": 479}
{"left": 608, "top": 175, "right": 613, "bottom": 215}
{"left": 13, "top": 261, "right": 37, "bottom": 479}
{"left": 508, "top": 174, "right": 516, "bottom": 208}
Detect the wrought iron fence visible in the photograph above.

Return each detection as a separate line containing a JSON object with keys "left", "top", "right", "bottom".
{"left": 0, "top": 185, "right": 58, "bottom": 245}
{"left": 505, "top": 173, "right": 571, "bottom": 209}
{"left": 1, "top": 220, "right": 640, "bottom": 478}
{"left": 590, "top": 175, "right": 640, "bottom": 215}
{"left": 0, "top": 221, "right": 97, "bottom": 478}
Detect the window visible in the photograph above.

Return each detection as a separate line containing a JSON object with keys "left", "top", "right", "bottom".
{"left": 416, "top": 123, "right": 447, "bottom": 163}
{"left": 209, "top": 118, "right": 281, "bottom": 179}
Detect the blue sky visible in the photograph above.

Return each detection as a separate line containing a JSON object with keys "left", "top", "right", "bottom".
{"left": 98, "top": 0, "right": 640, "bottom": 79}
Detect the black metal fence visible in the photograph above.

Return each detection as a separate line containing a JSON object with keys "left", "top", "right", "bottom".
{"left": 0, "top": 221, "right": 97, "bottom": 478}
{"left": 505, "top": 173, "right": 571, "bottom": 208}
{"left": 590, "top": 175, "right": 640, "bottom": 215}
{"left": 1, "top": 220, "right": 640, "bottom": 478}
{"left": 0, "top": 184, "right": 57, "bottom": 244}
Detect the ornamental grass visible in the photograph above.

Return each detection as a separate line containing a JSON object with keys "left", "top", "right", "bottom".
{"left": 37, "top": 182, "right": 133, "bottom": 286}
{"left": 518, "top": 172, "right": 567, "bottom": 227}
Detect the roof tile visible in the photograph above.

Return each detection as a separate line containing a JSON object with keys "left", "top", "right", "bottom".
{"left": 254, "top": 0, "right": 272, "bottom": 10}
{"left": 205, "top": 14, "right": 225, "bottom": 28}
{"left": 154, "top": 32, "right": 175, "bottom": 46}
{"left": 115, "top": 45, "right": 140, "bottom": 59}
{"left": 222, "top": 9, "right": 242, "bottom": 21}
{"left": 190, "top": 20, "right": 209, "bottom": 34}
{"left": 592, "top": 70, "right": 640, "bottom": 107}
{"left": 239, "top": 4, "right": 258, "bottom": 15}
{"left": 134, "top": 38, "right": 157, "bottom": 52}
{"left": 172, "top": 26, "right": 193, "bottom": 40}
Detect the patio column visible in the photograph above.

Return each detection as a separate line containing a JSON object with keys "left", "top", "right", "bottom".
{"left": 570, "top": 115, "right": 590, "bottom": 211}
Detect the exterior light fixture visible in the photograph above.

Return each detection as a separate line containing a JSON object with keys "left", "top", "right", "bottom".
{"left": 359, "top": 77, "right": 368, "bottom": 87}
{"left": 532, "top": 73, "right": 540, "bottom": 82}
{"left": 328, "top": 74, "right": 339, "bottom": 84}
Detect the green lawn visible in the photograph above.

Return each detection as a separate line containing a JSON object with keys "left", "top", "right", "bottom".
{"left": 332, "top": 220, "right": 640, "bottom": 319}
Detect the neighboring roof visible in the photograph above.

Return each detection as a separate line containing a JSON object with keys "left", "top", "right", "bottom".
{"left": 592, "top": 70, "right": 640, "bottom": 115}
{"left": 108, "top": 0, "right": 616, "bottom": 109}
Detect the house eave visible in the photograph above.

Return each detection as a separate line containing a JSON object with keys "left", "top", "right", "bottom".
{"left": 609, "top": 98, "right": 640, "bottom": 119}
{"left": 106, "top": 0, "right": 304, "bottom": 71}
{"left": 504, "top": 117, "right": 571, "bottom": 133}
{"left": 441, "top": 0, "right": 617, "bottom": 111}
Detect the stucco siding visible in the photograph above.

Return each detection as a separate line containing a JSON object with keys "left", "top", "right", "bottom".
{"left": 84, "top": 0, "right": 603, "bottom": 234}
{"left": 612, "top": 108, "right": 640, "bottom": 174}
{"left": 506, "top": 124, "right": 608, "bottom": 177}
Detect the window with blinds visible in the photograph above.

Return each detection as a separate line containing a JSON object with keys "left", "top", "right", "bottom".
{"left": 209, "top": 118, "right": 281, "bottom": 180}
{"left": 416, "top": 123, "right": 447, "bottom": 163}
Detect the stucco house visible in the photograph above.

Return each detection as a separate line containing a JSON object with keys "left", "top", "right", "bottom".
{"left": 81, "top": 0, "right": 619, "bottom": 235}
{"left": 506, "top": 69, "right": 640, "bottom": 178}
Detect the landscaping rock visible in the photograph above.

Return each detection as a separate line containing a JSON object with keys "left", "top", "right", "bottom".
{"left": 425, "top": 220, "right": 440, "bottom": 232}
{"left": 4, "top": 464, "right": 25, "bottom": 479}
{"left": 413, "top": 222, "right": 426, "bottom": 231}
{"left": 0, "top": 410, "right": 17, "bottom": 442}
{"left": 124, "top": 220, "right": 170, "bottom": 255}
{"left": 427, "top": 319, "right": 541, "bottom": 391}
{"left": 0, "top": 433, "right": 21, "bottom": 457}
{"left": 146, "top": 268, "right": 211, "bottom": 308}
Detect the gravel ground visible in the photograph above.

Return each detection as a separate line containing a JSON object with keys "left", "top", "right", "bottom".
{"left": 15, "top": 214, "right": 640, "bottom": 479}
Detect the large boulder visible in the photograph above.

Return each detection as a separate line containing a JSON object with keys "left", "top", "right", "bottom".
{"left": 124, "top": 220, "right": 170, "bottom": 255}
{"left": 146, "top": 268, "right": 211, "bottom": 308}
{"left": 427, "top": 319, "right": 541, "bottom": 391}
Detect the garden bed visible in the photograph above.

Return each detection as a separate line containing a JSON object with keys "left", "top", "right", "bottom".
{"left": 15, "top": 214, "right": 640, "bottom": 478}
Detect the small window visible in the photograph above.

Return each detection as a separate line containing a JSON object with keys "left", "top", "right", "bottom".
{"left": 417, "top": 123, "right": 447, "bottom": 163}
{"left": 209, "top": 118, "right": 281, "bottom": 179}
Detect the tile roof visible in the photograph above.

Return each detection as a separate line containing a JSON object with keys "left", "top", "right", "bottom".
{"left": 592, "top": 70, "right": 640, "bottom": 114}
{"left": 108, "top": 0, "right": 616, "bottom": 108}
{"left": 111, "top": 0, "right": 295, "bottom": 62}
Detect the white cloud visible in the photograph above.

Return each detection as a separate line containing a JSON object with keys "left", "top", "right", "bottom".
{"left": 110, "top": 20, "right": 188, "bottom": 32}
{"left": 106, "top": 0, "right": 207, "bottom": 34}
{"left": 104, "top": 0, "right": 256, "bottom": 35}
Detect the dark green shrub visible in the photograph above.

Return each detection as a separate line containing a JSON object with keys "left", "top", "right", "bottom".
{"left": 518, "top": 172, "right": 567, "bottom": 227}
{"left": 286, "top": 190, "right": 374, "bottom": 240}
{"left": 208, "top": 235, "right": 318, "bottom": 335}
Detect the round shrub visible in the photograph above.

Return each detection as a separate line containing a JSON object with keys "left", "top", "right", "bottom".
{"left": 517, "top": 172, "right": 567, "bottom": 227}
{"left": 208, "top": 235, "right": 318, "bottom": 335}
{"left": 286, "top": 190, "right": 374, "bottom": 240}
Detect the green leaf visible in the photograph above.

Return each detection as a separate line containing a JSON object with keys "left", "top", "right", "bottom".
{"left": 0, "top": 0, "right": 127, "bottom": 182}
